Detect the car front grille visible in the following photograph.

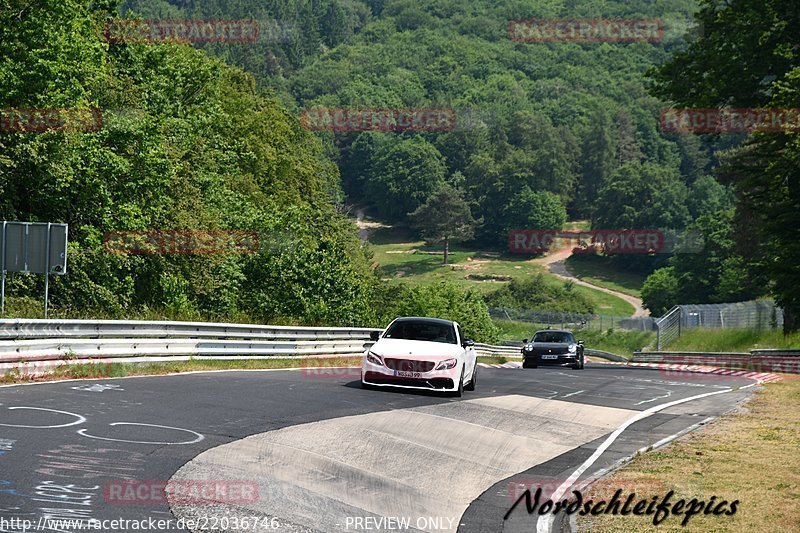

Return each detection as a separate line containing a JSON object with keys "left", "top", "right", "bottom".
{"left": 383, "top": 358, "right": 436, "bottom": 373}
{"left": 363, "top": 372, "right": 453, "bottom": 390}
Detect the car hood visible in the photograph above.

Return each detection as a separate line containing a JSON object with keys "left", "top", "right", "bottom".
{"left": 370, "top": 338, "right": 463, "bottom": 359}
{"left": 532, "top": 342, "right": 574, "bottom": 351}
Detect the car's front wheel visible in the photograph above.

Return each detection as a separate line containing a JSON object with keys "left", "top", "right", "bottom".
{"left": 522, "top": 359, "right": 537, "bottom": 369}
{"left": 573, "top": 356, "right": 584, "bottom": 370}
{"left": 465, "top": 364, "right": 477, "bottom": 391}
{"left": 453, "top": 367, "right": 465, "bottom": 397}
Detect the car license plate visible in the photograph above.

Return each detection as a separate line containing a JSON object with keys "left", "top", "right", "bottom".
{"left": 395, "top": 371, "right": 421, "bottom": 378}
{"left": 541, "top": 354, "right": 558, "bottom": 360}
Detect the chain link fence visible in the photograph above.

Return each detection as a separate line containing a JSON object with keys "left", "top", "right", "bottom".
{"left": 489, "top": 308, "right": 656, "bottom": 332}
{"left": 655, "top": 300, "right": 783, "bottom": 349}
{"left": 491, "top": 300, "right": 784, "bottom": 350}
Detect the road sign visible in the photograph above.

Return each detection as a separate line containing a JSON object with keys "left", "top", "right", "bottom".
{"left": 1, "top": 221, "right": 69, "bottom": 317}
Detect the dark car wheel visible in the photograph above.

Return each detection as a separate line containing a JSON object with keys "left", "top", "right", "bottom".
{"left": 465, "top": 364, "right": 477, "bottom": 391}
{"left": 573, "top": 357, "right": 584, "bottom": 370}
{"left": 452, "top": 367, "right": 465, "bottom": 397}
{"left": 522, "top": 359, "right": 537, "bottom": 369}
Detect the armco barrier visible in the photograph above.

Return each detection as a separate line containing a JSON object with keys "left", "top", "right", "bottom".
{"left": 473, "top": 343, "right": 521, "bottom": 358}
{"left": 585, "top": 348, "right": 628, "bottom": 362}
{"left": 473, "top": 344, "right": 629, "bottom": 362}
{"left": 0, "top": 319, "right": 527, "bottom": 375}
{"left": 0, "top": 319, "right": 381, "bottom": 373}
{"left": 0, "top": 319, "right": 376, "bottom": 341}
{"left": 633, "top": 350, "right": 800, "bottom": 374}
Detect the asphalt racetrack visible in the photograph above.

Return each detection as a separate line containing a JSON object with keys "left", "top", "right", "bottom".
{"left": 0, "top": 362, "right": 759, "bottom": 533}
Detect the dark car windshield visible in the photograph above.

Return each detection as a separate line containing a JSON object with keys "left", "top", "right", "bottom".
{"left": 384, "top": 321, "right": 457, "bottom": 344}
{"left": 532, "top": 332, "right": 575, "bottom": 344}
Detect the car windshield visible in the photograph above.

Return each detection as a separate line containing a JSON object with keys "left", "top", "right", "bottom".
{"left": 384, "top": 321, "right": 457, "bottom": 344}
{"left": 533, "top": 332, "right": 574, "bottom": 344}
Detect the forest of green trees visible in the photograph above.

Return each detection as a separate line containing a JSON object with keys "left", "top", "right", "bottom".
{"left": 2, "top": 0, "right": 797, "bottom": 334}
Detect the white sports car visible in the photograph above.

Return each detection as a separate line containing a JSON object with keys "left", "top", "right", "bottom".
{"left": 361, "top": 317, "right": 478, "bottom": 396}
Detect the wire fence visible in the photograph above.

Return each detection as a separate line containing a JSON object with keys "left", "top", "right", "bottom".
{"left": 655, "top": 300, "right": 782, "bottom": 349}
{"left": 655, "top": 306, "right": 681, "bottom": 350}
{"left": 488, "top": 308, "right": 656, "bottom": 332}
{"left": 491, "top": 300, "right": 784, "bottom": 349}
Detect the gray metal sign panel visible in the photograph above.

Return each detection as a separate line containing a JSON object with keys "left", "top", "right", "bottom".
{"left": 1, "top": 222, "right": 68, "bottom": 275}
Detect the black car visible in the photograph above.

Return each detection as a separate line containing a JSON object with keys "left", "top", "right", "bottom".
{"left": 521, "top": 330, "right": 585, "bottom": 370}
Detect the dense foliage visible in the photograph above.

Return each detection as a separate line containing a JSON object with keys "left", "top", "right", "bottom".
{"left": 372, "top": 281, "right": 500, "bottom": 343}
{"left": 122, "top": 0, "right": 728, "bottom": 247}
{"left": 484, "top": 275, "right": 595, "bottom": 315}
{"left": 0, "top": 0, "right": 377, "bottom": 326}
{"left": 6, "top": 0, "right": 795, "bottom": 335}
{"left": 650, "top": 0, "right": 800, "bottom": 330}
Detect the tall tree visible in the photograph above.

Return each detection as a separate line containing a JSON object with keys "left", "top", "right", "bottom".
{"left": 651, "top": 0, "right": 800, "bottom": 331}
{"left": 409, "top": 185, "right": 477, "bottom": 265}
{"left": 363, "top": 136, "right": 447, "bottom": 222}
{"left": 576, "top": 108, "right": 616, "bottom": 218}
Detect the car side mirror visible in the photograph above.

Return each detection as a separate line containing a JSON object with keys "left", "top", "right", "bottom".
{"left": 463, "top": 339, "right": 475, "bottom": 347}
{"left": 578, "top": 340, "right": 584, "bottom": 345}
{"left": 522, "top": 339, "right": 528, "bottom": 344}
{"left": 369, "top": 331, "right": 381, "bottom": 342}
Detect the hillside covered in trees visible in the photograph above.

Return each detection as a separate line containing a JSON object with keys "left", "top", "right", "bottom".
{"left": 3, "top": 0, "right": 796, "bottom": 332}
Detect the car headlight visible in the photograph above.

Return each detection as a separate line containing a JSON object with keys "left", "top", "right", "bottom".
{"left": 366, "top": 351, "right": 384, "bottom": 366}
{"left": 435, "top": 358, "right": 458, "bottom": 370}
{"left": 524, "top": 344, "right": 534, "bottom": 352}
{"left": 568, "top": 344, "right": 577, "bottom": 353}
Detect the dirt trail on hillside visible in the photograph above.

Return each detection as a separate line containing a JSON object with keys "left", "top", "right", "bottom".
{"left": 355, "top": 208, "right": 390, "bottom": 240}
{"left": 532, "top": 248, "right": 649, "bottom": 317}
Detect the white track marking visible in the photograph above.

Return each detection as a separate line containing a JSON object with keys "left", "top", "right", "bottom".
{"left": 536, "top": 387, "right": 738, "bottom": 533}
{"left": 0, "top": 407, "right": 87, "bottom": 428}
{"left": 77, "top": 422, "right": 204, "bottom": 445}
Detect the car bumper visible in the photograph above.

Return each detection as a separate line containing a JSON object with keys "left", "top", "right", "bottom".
{"left": 524, "top": 353, "right": 581, "bottom": 366}
{"left": 361, "top": 360, "right": 460, "bottom": 391}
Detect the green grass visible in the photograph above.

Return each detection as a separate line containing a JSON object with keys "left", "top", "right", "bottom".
{"left": 493, "top": 318, "right": 654, "bottom": 358}
{"left": 667, "top": 328, "right": 800, "bottom": 352}
{"left": 564, "top": 254, "right": 647, "bottom": 297}
{"left": 563, "top": 220, "right": 591, "bottom": 231}
{"left": 370, "top": 232, "right": 635, "bottom": 316}
{"left": 0, "top": 357, "right": 363, "bottom": 384}
{"left": 477, "top": 356, "right": 510, "bottom": 364}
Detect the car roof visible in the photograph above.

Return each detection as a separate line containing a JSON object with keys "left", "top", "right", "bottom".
{"left": 392, "top": 317, "right": 456, "bottom": 327}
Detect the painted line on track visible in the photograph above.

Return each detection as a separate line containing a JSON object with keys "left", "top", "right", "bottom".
{"left": 536, "top": 383, "right": 757, "bottom": 533}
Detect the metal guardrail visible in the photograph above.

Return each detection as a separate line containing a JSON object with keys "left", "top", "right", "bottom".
{"left": 473, "top": 343, "right": 521, "bottom": 358}
{"left": 0, "top": 318, "right": 377, "bottom": 340}
{"left": 473, "top": 343, "right": 629, "bottom": 362}
{"left": 585, "top": 348, "right": 628, "bottom": 363}
{"left": 0, "top": 319, "right": 683, "bottom": 375}
{"left": 0, "top": 319, "right": 381, "bottom": 372}
{"left": 0, "top": 319, "right": 533, "bottom": 374}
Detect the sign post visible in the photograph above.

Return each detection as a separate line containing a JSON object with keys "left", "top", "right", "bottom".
{"left": 1, "top": 221, "right": 6, "bottom": 316}
{"left": 0, "top": 221, "right": 68, "bottom": 318}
